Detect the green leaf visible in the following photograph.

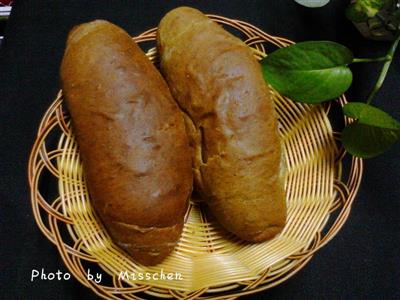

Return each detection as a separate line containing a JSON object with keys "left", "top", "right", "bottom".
{"left": 343, "top": 102, "right": 400, "bottom": 129}
{"left": 342, "top": 102, "right": 400, "bottom": 158}
{"left": 261, "top": 41, "right": 353, "bottom": 103}
{"left": 294, "top": 0, "right": 330, "bottom": 8}
{"left": 345, "top": 0, "right": 388, "bottom": 23}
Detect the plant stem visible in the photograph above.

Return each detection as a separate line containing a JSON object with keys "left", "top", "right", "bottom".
{"left": 366, "top": 33, "right": 400, "bottom": 105}
{"left": 352, "top": 56, "right": 391, "bottom": 63}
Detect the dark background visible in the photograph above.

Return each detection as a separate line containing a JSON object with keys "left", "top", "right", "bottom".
{"left": 0, "top": 0, "right": 399, "bottom": 299}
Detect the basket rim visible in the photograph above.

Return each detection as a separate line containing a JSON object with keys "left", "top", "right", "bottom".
{"left": 27, "top": 15, "right": 363, "bottom": 300}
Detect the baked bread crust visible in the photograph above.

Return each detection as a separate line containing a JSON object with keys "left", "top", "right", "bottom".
{"left": 61, "top": 20, "right": 193, "bottom": 265}
{"left": 158, "top": 7, "right": 286, "bottom": 242}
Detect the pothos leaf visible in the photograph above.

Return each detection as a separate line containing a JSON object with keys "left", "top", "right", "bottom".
{"left": 343, "top": 102, "right": 400, "bottom": 129}
{"left": 261, "top": 41, "right": 353, "bottom": 103}
{"left": 342, "top": 102, "right": 400, "bottom": 158}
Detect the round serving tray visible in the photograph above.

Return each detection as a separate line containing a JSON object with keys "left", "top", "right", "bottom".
{"left": 28, "top": 16, "right": 363, "bottom": 300}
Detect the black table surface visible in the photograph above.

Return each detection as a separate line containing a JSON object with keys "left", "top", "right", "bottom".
{"left": 0, "top": 0, "right": 399, "bottom": 299}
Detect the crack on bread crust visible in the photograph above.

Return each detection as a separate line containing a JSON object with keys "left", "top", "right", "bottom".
{"left": 112, "top": 220, "right": 181, "bottom": 233}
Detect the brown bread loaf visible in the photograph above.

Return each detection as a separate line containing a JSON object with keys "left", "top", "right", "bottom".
{"left": 61, "top": 20, "right": 193, "bottom": 265}
{"left": 157, "top": 7, "right": 286, "bottom": 242}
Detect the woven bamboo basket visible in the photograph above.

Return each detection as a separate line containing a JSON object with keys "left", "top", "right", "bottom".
{"left": 28, "top": 16, "right": 363, "bottom": 299}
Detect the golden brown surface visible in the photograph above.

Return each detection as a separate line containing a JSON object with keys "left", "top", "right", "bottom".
{"left": 60, "top": 20, "right": 193, "bottom": 265}
{"left": 158, "top": 7, "right": 286, "bottom": 242}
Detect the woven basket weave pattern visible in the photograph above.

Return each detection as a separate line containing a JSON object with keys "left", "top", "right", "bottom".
{"left": 28, "top": 16, "right": 363, "bottom": 299}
